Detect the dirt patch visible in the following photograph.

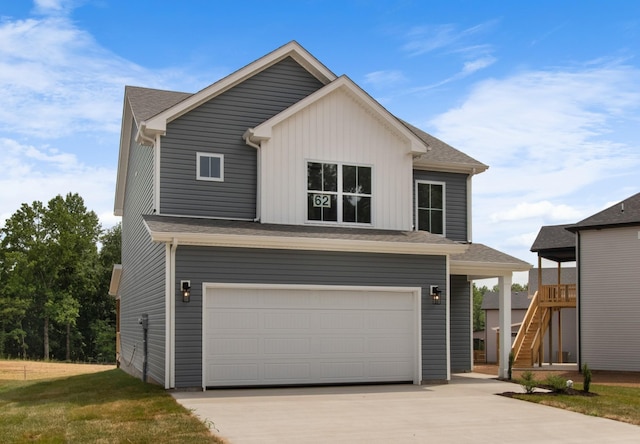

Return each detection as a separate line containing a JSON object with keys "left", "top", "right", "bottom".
{"left": 0, "top": 360, "right": 115, "bottom": 381}
{"left": 473, "top": 364, "right": 640, "bottom": 388}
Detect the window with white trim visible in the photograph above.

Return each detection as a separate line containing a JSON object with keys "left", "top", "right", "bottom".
{"left": 416, "top": 181, "right": 445, "bottom": 235}
{"left": 307, "top": 161, "right": 372, "bottom": 224}
{"left": 197, "top": 153, "right": 224, "bottom": 181}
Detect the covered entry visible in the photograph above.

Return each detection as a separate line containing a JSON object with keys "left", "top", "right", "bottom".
{"left": 202, "top": 284, "right": 421, "bottom": 388}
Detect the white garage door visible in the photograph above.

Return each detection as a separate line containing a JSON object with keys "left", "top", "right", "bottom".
{"left": 203, "top": 285, "right": 419, "bottom": 387}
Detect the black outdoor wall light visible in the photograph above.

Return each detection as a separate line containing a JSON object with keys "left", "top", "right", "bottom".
{"left": 181, "top": 280, "right": 191, "bottom": 303}
{"left": 430, "top": 285, "right": 441, "bottom": 305}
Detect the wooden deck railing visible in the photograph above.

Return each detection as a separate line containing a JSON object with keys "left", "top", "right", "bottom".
{"left": 539, "top": 284, "right": 576, "bottom": 307}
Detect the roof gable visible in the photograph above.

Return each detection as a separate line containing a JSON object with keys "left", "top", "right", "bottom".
{"left": 245, "top": 75, "right": 428, "bottom": 156}
{"left": 142, "top": 41, "right": 336, "bottom": 135}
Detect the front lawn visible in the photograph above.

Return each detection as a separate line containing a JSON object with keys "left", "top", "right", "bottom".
{"left": 510, "top": 382, "right": 640, "bottom": 426}
{"left": 0, "top": 364, "right": 224, "bottom": 443}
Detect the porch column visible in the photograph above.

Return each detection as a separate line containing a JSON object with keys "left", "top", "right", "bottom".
{"left": 498, "top": 274, "right": 512, "bottom": 379}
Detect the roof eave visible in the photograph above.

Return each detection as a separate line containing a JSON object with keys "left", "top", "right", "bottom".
{"left": 412, "top": 160, "right": 489, "bottom": 175}
{"left": 144, "top": 227, "right": 468, "bottom": 256}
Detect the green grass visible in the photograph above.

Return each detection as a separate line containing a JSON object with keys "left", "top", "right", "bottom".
{"left": 0, "top": 368, "right": 225, "bottom": 443}
{"left": 511, "top": 382, "right": 640, "bottom": 426}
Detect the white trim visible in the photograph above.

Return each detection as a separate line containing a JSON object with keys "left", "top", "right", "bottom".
{"left": 196, "top": 153, "right": 224, "bottom": 182}
{"left": 164, "top": 243, "right": 173, "bottom": 389}
{"left": 450, "top": 260, "right": 531, "bottom": 278}
{"left": 466, "top": 175, "right": 472, "bottom": 242}
{"left": 446, "top": 256, "right": 451, "bottom": 381}
{"left": 247, "top": 76, "right": 428, "bottom": 156}
{"left": 108, "top": 264, "right": 122, "bottom": 297}
{"left": 414, "top": 180, "right": 446, "bottom": 236}
{"left": 201, "top": 283, "right": 423, "bottom": 388}
{"left": 145, "top": 227, "right": 468, "bottom": 256}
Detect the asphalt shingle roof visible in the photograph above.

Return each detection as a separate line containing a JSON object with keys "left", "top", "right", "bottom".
{"left": 481, "top": 291, "right": 531, "bottom": 310}
{"left": 568, "top": 192, "right": 640, "bottom": 231}
{"left": 126, "top": 86, "right": 191, "bottom": 123}
{"left": 450, "top": 243, "right": 530, "bottom": 266}
{"left": 143, "top": 215, "right": 457, "bottom": 245}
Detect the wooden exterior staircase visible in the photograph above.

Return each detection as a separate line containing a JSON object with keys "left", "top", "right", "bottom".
{"left": 511, "top": 285, "right": 576, "bottom": 368}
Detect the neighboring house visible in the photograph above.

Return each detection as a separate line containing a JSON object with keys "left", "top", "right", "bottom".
{"left": 567, "top": 192, "right": 640, "bottom": 371}
{"left": 109, "top": 41, "right": 530, "bottom": 389}
{"left": 515, "top": 193, "right": 640, "bottom": 371}
{"left": 482, "top": 291, "right": 530, "bottom": 364}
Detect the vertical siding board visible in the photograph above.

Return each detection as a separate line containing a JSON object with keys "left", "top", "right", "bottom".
{"left": 159, "top": 57, "right": 324, "bottom": 219}
{"left": 119, "top": 121, "right": 166, "bottom": 384}
{"left": 173, "top": 247, "right": 447, "bottom": 387}
{"left": 580, "top": 227, "right": 640, "bottom": 371}
{"left": 413, "top": 170, "right": 468, "bottom": 241}
{"left": 261, "top": 89, "right": 413, "bottom": 229}
{"left": 449, "top": 275, "right": 472, "bottom": 372}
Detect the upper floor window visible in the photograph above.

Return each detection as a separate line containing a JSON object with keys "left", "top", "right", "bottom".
{"left": 416, "top": 181, "right": 445, "bottom": 235}
{"left": 307, "top": 162, "right": 372, "bottom": 224}
{"left": 197, "top": 153, "right": 224, "bottom": 182}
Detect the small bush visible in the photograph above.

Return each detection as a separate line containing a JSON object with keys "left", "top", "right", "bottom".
{"left": 583, "top": 363, "right": 592, "bottom": 393}
{"left": 544, "top": 375, "right": 568, "bottom": 393}
{"left": 519, "top": 371, "right": 537, "bottom": 394}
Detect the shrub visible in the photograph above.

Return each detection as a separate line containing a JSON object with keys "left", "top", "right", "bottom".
{"left": 582, "top": 363, "right": 592, "bottom": 393}
{"left": 544, "top": 374, "right": 568, "bottom": 393}
{"left": 519, "top": 370, "right": 537, "bottom": 394}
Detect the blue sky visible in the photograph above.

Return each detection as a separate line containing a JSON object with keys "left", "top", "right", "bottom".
{"left": 1, "top": 0, "right": 639, "bottom": 282}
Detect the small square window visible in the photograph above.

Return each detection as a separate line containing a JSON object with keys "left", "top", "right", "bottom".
{"left": 197, "top": 153, "right": 224, "bottom": 182}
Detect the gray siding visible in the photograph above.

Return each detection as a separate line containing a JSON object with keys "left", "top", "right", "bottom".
{"left": 174, "top": 247, "right": 447, "bottom": 388}
{"left": 119, "top": 121, "right": 166, "bottom": 385}
{"left": 580, "top": 226, "right": 640, "bottom": 371}
{"left": 413, "top": 170, "right": 468, "bottom": 242}
{"left": 449, "top": 275, "right": 471, "bottom": 372}
{"left": 160, "top": 57, "right": 325, "bottom": 219}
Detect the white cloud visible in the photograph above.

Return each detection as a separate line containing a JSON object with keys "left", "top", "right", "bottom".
{"left": 402, "top": 20, "right": 498, "bottom": 57}
{"left": 429, "top": 62, "right": 640, "bottom": 266}
{"left": 0, "top": 138, "right": 118, "bottom": 229}
{"left": 0, "top": 13, "right": 210, "bottom": 138}
{"left": 490, "top": 201, "right": 582, "bottom": 223}
{"left": 364, "top": 70, "right": 406, "bottom": 88}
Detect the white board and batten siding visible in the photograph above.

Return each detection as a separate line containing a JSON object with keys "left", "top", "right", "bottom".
{"left": 202, "top": 284, "right": 421, "bottom": 388}
{"left": 259, "top": 87, "right": 414, "bottom": 230}
{"left": 580, "top": 227, "right": 640, "bottom": 371}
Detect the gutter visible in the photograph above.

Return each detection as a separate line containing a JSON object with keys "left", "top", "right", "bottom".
{"left": 242, "top": 129, "right": 262, "bottom": 222}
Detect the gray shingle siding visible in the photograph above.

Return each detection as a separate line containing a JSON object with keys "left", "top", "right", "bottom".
{"left": 413, "top": 170, "right": 468, "bottom": 242}
{"left": 449, "top": 275, "right": 471, "bottom": 372}
{"left": 159, "top": 57, "right": 325, "bottom": 219}
{"left": 174, "top": 246, "right": 447, "bottom": 388}
{"left": 119, "top": 121, "right": 166, "bottom": 385}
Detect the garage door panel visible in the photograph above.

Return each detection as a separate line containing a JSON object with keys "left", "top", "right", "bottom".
{"left": 204, "top": 287, "right": 418, "bottom": 387}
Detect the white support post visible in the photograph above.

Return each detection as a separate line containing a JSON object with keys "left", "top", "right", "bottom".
{"left": 498, "top": 274, "right": 512, "bottom": 379}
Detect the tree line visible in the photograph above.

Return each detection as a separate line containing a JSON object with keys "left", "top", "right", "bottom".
{"left": 0, "top": 193, "right": 120, "bottom": 362}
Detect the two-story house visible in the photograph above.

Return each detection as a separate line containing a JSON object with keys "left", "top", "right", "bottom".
{"left": 110, "top": 41, "right": 530, "bottom": 389}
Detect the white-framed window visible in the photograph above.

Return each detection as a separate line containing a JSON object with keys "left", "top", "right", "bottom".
{"left": 307, "top": 161, "right": 372, "bottom": 224}
{"left": 197, "top": 153, "right": 224, "bottom": 182}
{"left": 415, "top": 180, "right": 445, "bottom": 235}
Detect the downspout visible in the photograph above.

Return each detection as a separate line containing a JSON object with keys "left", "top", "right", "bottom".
{"left": 466, "top": 172, "right": 474, "bottom": 242}
{"left": 243, "top": 129, "right": 262, "bottom": 222}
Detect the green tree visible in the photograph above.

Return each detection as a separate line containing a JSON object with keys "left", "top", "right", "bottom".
{"left": 0, "top": 193, "right": 101, "bottom": 360}
{"left": 473, "top": 284, "right": 488, "bottom": 332}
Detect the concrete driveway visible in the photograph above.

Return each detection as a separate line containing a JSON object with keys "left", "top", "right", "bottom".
{"left": 172, "top": 373, "right": 640, "bottom": 443}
